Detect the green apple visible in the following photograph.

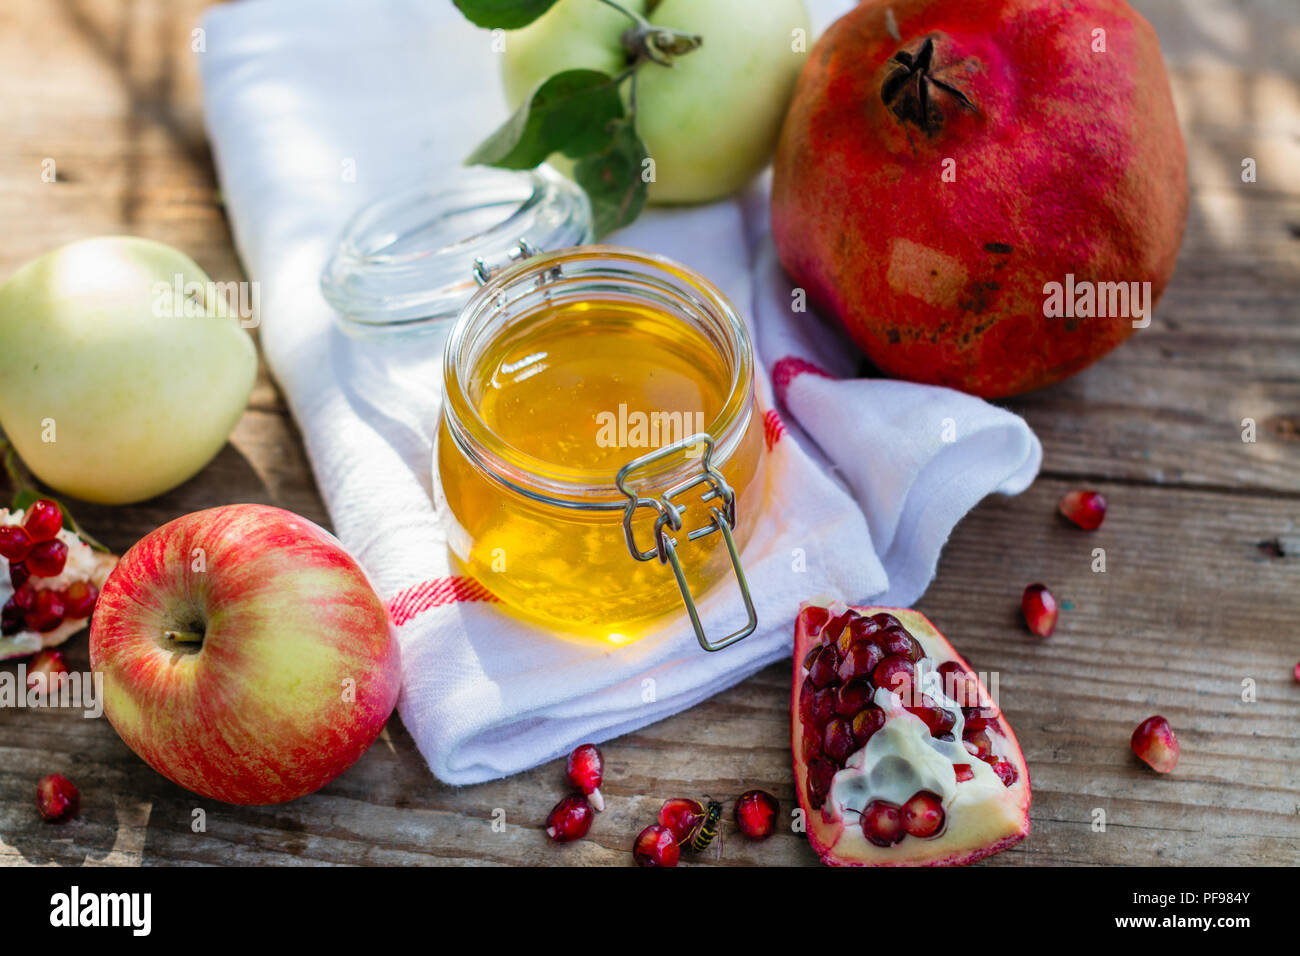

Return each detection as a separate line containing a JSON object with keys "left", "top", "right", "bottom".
{"left": 0, "top": 237, "right": 257, "bottom": 505}
{"left": 502, "top": 0, "right": 809, "bottom": 204}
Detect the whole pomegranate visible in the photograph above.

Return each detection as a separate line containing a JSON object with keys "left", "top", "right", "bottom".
{"left": 772, "top": 0, "right": 1187, "bottom": 397}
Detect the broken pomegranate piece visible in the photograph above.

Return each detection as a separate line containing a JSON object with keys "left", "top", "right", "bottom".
{"left": 791, "top": 604, "right": 1031, "bottom": 866}
{"left": 1131, "top": 716, "right": 1179, "bottom": 773}
{"left": 0, "top": 507, "right": 117, "bottom": 661}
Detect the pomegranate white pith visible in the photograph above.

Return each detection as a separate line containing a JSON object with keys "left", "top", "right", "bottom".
{"left": 792, "top": 604, "right": 1031, "bottom": 866}
{"left": 0, "top": 507, "right": 118, "bottom": 660}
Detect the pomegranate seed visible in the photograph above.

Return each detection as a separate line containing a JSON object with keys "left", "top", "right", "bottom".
{"left": 801, "top": 722, "right": 822, "bottom": 760}
{"left": 991, "top": 759, "right": 1019, "bottom": 786}
{"left": 798, "top": 679, "right": 815, "bottom": 721}
{"left": 22, "top": 500, "right": 63, "bottom": 542}
{"left": 901, "top": 790, "right": 945, "bottom": 838}
{"left": 847, "top": 615, "right": 883, "bottom": 644}
{"left": 810, "top": 688, "right": 836, "bottom": 725}
{"left": 1059, "top": 489, "right": 1107, "bottom": 530}
{"left": 872, "top": 654, "right": 915, "bottom": 697}
{"left": 36, "top": 773, "right": 79, "bottom": 823}
{"left": 953, "top": 763, "right": 975, "bottom": 782}
{"left": 0, "top": 525, "right": 33, "bottom": 562}
{"left": 565, "top": 743, "right": 604, "bottom": 811}
{"left": 26, "top": 588, "right": 66, "bottom": 633}
{"left": 821, "top": 611, "right": 855, "bottom": 648}
{"left": 1293, "top": 662, "right": 1300, "bottom": 683}
{"left": 906, "top": 695, "right": 956, "bottom": 736}
{"left": 26, "top": 649, "right": 69, "bottom": 690}
{"left": 799, "top": 605, "right": 830, "bottom": 640}
{"left": 13, "top": 582, "right": 36, "bottom": 611}
{"left": 962, "top": 704, "right": 999, "bottom": 730}
{"left": 1131, "top": 715, "right": 1179, "bottom": 773}
{"left": 1, "top": 598, "right": 22, "bottom": 635}
{"left": 26, "top": 539, "right": 68, "bottom": 578}
{"left": 837, "top": 639, "right": 884, "bottom": 681}
{"left": 63, "top": 580, "right": 99, "bottom": 620}
{"left": 10, "top": 561, "right": 29, "bottom": 590}
{"left": 823, "top": 717, "right": 855, "bottom": 763}
{"left": 1021, "top": 583, "right": 1059, "bottom": 638}
{"left": 834, "top": 677, "right": 874, "bottom": 717}
{"left": 802, "top": 643, "right": 822, "bottom": 670}
{"left": 734, "top": 789, "right": 779, "bottom": 841}
{"left": 851, "top": 705, "right": 885, "bottom": 746}
{"left": 878, "top": 627, "right": 922, "bottom": 661}
{"left": 544, "top": 794, "right": 593, "bottom": 842}
{"left": 807, "top": 645, "right": 841, "bottom": 689}
{"left": 937, "top": 660, "right": 980, "bottom": 707}
{"left": 633, "top": 824, "right": 679, "bottom": 867}
{"left": 963, "top": 728, "right": 993, "bottom": 759}
{"left": 868, "top": 612, "right": 902, "bottom": 631}
{"left": 860, "top": 800, "right": 905, "bottom": 847}
{"left": 658, "top": 797, "right": 705, "bottom": 843}
{"left": 806, "top": 758, "right": 836, "bottom": 810}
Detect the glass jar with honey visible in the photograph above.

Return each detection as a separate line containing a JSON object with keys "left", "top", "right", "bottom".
{"left": 323, "top": 168, "right": 763, "bottom": 649}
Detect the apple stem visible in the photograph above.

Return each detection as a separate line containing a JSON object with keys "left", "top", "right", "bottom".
{"left": 163, "top": 629, "right": 204, "bottom": 644}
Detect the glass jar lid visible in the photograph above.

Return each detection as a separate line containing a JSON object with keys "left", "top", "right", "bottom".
{"left": 320, "top": 165, "right": 593, "bottom": 333}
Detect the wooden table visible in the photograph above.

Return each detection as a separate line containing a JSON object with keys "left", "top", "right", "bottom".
{"left": 1, "top": 0, "right": 1296, "bottom": 867}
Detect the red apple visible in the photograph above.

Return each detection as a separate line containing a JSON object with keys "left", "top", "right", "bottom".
{"left": 89, "top": 504, "right": 400, "bottom": 805}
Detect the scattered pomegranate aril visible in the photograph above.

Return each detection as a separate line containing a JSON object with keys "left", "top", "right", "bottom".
{"left": 544, "top": 794, "right": 594, "bottom": 842}
{"left": 565, "top": 743, "right": 604, "bottom": 811}
{"left": 901, "top": 791, "right": 945, "bottom": 838}
{"left": 851, "top": 705, "right": 885, "bottom": 746}
{"left": 26, "top": 649, "right": 69, "bottom": 690}
{"left": 860, "top": 800, "right": 905, "bottom": 847}
{"left": 872, "top": 654, "right": 915, "bottom": 696}
{"left": 63, "top": 580, "right": 99, "bottom": 620}
{"left": 26, "top": 539, "right": 68, "bottom": 578}
{"left": 823, "top": 717, "right": 855, "bottom": 763}
{"left": 953, "top": 764, "right": 975, "bottom": 782}
{"left": 1059, "top": 489, "right": 1107, "bottom": 530}
{"left": 734, "top": 789, "right": 780, "bottom": 841}
{"left": 835, "top": 677, "right": 874, "bottom": 717}
{"left": 633, "top": 824, "right": 680, "bottom": 867}
{"left": 26, "top": 588, "right": 67, "bottom": 633}
{"left": 1131, "top": 715, "right": 1179, "bottom": 773}
{"left": 658, "top": 797, "right": 705, "bottom": 844}
{"left": 0, "top": 525, "right": 33, "bottom": 562}
{"left": 36, "top": 773, "right": 79, "bottom": 823}
{"left": 1021, "top": 583, "right": 1059, "bottom": 638}
{"left": 23, "top": 500, "right": 63, "bottom": 542}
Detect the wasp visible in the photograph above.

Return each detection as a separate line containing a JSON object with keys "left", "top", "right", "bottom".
{"left": 689, "top": 798, "right": 724, "bottom": 853}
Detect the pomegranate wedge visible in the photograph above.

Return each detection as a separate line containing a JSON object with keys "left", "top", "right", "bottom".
{"left": 792, "top": 604, "right": 1031, "bottom": 866}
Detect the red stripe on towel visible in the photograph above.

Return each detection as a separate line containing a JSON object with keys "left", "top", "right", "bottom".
{"left": 763, "top": 408, "right": 786, "bottom": 451}
{"left": 386, "top": 575, "right": 497, "bottom": 626}
{"left": 771, "top": 356, "right": 832, "bottom": 406}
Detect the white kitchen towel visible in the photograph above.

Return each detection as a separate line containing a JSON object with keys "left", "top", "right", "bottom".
{"left": 197, "top": 0, "right": 1041, "bottom": 784}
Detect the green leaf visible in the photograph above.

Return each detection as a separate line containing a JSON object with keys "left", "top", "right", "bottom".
{"left": 467, "top": 69, "right": 624, "bottom": 170}
{"left": 575, "top": 120, "right": 649, "bottom": 238}
{"left": 453, "top": 0, "right": 562, "bottom": 31}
